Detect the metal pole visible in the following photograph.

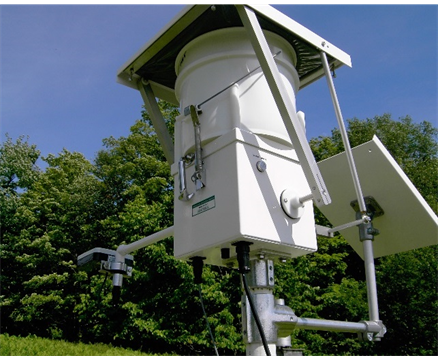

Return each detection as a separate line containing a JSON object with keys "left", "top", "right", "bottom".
{"left": 362, "top": 239, "right": 380, "bottom": 321}
{"left": 241, "top": 257, "right": 385, "bottom": 352}
{"left": 320, "top": 51, "right": 367, "bottom": 214}
{"left": 356, "top": 209, "right": 381, "bottom": 331}
{"left": 242, "top": 258, "right": 278, "bottom": 356}
{"left": 296, "top": 317, "right": 367, "bottom": 333}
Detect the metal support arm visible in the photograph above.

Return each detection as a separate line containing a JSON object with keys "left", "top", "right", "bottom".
{"left": 236, "top": 5, "right": 331, "bottom": 207}
{"left": 112, "top": 226, "right": 175, "bottom": 287}
{"left": 320, "top": 51, "right": 366, "bottom": 213}
{"left": 138, "top": 80, "right": 174, "bottom": 165}
{"left": 242, "top": 257, "right": 386, "bottom": 355}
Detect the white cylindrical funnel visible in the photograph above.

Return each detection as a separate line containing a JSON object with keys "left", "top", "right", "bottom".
{"left": 175, "top": 28, "right": 300, "bottom": 156}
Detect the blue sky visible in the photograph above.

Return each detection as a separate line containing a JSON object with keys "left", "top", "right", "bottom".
{"left": 1, "top": 5, "right": 437, "bottom": 163}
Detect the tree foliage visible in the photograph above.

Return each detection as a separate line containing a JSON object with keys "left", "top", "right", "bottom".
{"left": 1, "top": 140, "right": 99, "bottom": 340}
{"left": 1, "top": 111, "right": 436, "bottom": 355}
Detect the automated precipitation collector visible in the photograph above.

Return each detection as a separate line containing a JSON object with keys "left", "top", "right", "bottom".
{"left": 172, "top": 27, "right": 315, "bottom": 266}
{"left": 75, "top": 5, "right": 437, "bottom": 355}
{"left": 115, "top": 5, "right": 348, "bottom": 266}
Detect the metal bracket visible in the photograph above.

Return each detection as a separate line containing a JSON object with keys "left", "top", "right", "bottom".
{"left": 178, "top": 155, "right": 195, "bottom": 201}
{"left": 101, "top": 260, "right": 133, "bottom": 277}
{"left": 189, "top": 105, "right": 206, "bottom": 190}
{"left": 351, "top": 196, "right": 384, "bottom": 219}
{"left": 358, "top": 320, "right": 387, "bottom": 342}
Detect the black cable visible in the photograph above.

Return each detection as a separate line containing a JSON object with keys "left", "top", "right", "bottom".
{"left": 97, "top": 273, "right": 108, "bottom": 298}
{"left": 233, "top": 242, "right": 271, "bottom": 356}
{"left": 112, "top": 285, "right": 121, "bottom": 306}
{"left": 198, "top": 285, "right": 220, "bottom": 356}
{"left": 241, "top": 273, "right": 272, "bottom": 356}
{"left": 191, "top": 257, "right": 220, "bottom": 356}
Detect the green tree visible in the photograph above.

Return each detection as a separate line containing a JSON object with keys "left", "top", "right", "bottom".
{"left": 2, "top": 112, "right": 435, "bottom": 355}
{"left": 67, "top": 104, "right": 178, "bottom": 348}
{"left": 0, "top": 135, "right": 41, "bottom": 193}
{"left": 1, "top": 135, "right": 42, "bottom": 335}
{"left": 1, "top": 140, "right": 101, "bottom": 339}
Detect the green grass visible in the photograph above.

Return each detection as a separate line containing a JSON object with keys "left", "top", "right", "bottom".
{"left": 0, "top": 334, "right": 170, "bottom": 356}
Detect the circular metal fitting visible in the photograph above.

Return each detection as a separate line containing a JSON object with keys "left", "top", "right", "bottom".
{"left": 256, "top": 160, "right": 267, "bottom": 172}
{"left": 280, "top": 188, "right": 304, "bottom": 219}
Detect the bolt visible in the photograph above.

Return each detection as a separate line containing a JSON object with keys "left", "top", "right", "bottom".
{"left": 367, "top": 227, "right": 380, "bottom": 236}
{"left": 283, "top": 198, "right": 288, "bottom": 203}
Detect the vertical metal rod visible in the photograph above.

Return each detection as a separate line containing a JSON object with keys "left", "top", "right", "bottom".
{"left": 362, "top": 239, "right": 380, "bottom": 321}
{"left": 189, "top": 105, "right": 205, "bottom": 190}
{"left": 320, "top": 51, "right": 367, "bottom": 213}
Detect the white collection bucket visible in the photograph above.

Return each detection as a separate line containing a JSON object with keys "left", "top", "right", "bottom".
{"left": 175, "top": 27, "right": 300, "bottom": 156}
